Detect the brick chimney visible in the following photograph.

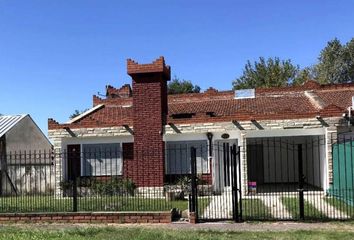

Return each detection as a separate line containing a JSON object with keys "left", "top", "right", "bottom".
{"left": 127, "top": 56, "right": 171, "bottom": 187}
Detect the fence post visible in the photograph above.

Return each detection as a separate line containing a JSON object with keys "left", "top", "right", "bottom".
{"left": 237, "top": 146, "right": 242, "bottom": 221}
{"left": 0, "top": 152, "right": 3, "bottom": 195}
{"left": 72, "top": 148, "right": 78, "bottom": 212}
{"left": 189, "top": 147, "right": 198, "bottom": 223}
{"left": 298, "top": 144, "right": 305, "bottom": 220}
{"left": 231, "top": 144, "right": 239, "bottom": 222}
{"left": 72, "top": 176, "right": 78, "bottom": 212}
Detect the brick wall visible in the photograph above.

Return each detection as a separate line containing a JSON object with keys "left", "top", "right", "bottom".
{"left": 122, "top": 142, "right": 135, "bottom": 180}
{"left": 128, "top": 57, "right": 171, "bottom": 187}
{"left": 0, "top": 212, "right": 171, "bottom": 224}
{"left": 106, "top": 84, "right": 132, "bottom": 98}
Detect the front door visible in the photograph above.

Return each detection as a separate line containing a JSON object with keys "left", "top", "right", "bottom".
{"left": 214, "top": 139, "right": 237, "bottom": 193}
{"left": 67, "top": 144, "right": 81, "bottom": 180}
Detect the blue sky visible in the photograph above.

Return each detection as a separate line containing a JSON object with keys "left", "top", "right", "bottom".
{"left": 1, "top": 0, "right": 354, "bottom": 134}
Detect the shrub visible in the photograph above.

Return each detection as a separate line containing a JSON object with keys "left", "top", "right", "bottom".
{"left": 59, "top": 180, "right": 73, "bottom": 191}
{"left": 164, "top": 175, "right": 208, "bottom": 195}
{"left": 90, "top": 178, "right": 137, "bottom": 196}
{"left": 59, "top": 177, "right": 137, "bottom": 196}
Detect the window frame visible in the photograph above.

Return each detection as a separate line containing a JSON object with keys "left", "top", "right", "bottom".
{"left": 81, "top": 142, "right": 123, "bottom": 177}
{"left": 165, "top": 140, "right": 210, "bottom": 175}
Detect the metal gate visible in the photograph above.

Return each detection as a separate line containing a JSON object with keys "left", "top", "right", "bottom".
{"left": 189, "top": 144, "right": 242, "bottom": 222}
{"left": 244, "top": 137, "right": 333, "bottom": 221}
{"left": 188, "top": 136, "right": 354, "bottom": 222}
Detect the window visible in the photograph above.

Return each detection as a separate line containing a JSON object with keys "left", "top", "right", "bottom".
{"left": 234, "top": 88, "right": 255, "bottom": 99}
{"left": 171, "top": 113, "right": 195, "bottom": 119}
{"left": 82, "top": 143, "right": 122, "bottom": 176}
{"left": 166, "top": 140, "right": 209, "bottom": 174}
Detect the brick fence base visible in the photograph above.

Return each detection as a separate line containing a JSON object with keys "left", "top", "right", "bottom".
{"left": 189, "top": 212, "right": 197, "bottom": 224}
{"left": 0, "top": 212, "right": 172, "bottom": 224}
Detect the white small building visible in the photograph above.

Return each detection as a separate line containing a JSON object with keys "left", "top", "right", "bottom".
{"left": 0, "top": 114, "right": 53, "bottom": 195}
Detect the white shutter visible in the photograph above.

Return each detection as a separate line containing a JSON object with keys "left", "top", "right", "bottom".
{"left": 82, "top": 143, "right": 122, "bottom": 176}
{"left": 166, "top": 141, "right": 209, "bottom": 174}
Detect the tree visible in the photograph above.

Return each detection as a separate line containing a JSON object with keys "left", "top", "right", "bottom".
{"left": 232, "top": 57, "right": 309, "bottom": 90}
{"left": 293, "top": 66, "right": 317, "bottom": 86}
{"left": 168, "top": 77, "right": 201, "bottom": 94}
{"left": 232, "top": 37, "right": 354, "bottom": 89}
{"left": 69, "top": 109, "right": 89, "bottom": 119}
{"left": 315, "top": 38, "right": 354, "bottom": 83}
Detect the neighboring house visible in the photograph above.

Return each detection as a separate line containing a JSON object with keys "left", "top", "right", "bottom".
{"left": 0, "top": 114, "right": 53, "bottom": 195}
{"left": 48, "top": 57, "right": 354, "bottom": 196}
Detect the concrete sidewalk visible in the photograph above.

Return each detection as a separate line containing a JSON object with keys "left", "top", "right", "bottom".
{"left": 138, "top": 221, "right": 354, "bottom": 232}
{"left": 3, "top": 221, "right": 354, "bottom": 232}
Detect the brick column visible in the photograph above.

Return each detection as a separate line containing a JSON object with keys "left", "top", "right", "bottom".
{"left": 127, "top": 57, "right": 171, "bottom": 187}
{"left": 326, "top": 124, "right": 338, "bottom": 186}
{"left": 239, "top": 132, "right": 248, "bottom": 195}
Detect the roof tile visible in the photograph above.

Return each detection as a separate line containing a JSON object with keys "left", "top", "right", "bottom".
{"left": 48, "top": 82, "right": 354, "bottom": 129}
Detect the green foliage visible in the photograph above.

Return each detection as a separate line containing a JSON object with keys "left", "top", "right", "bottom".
{"left": 315, "top": 38, "right": 354, "bottom": 84}
{"left": 281, "top": 197, "right": 327, "bottom": 220}
{"left": 232, "top": 57, "right": 309, "bottom": 90}
{"left": 59, "top": 177, "right": 137, "bottom": 196}
{"left": 232, "top": 37, "right": 354, "bottom": 89}
{"left": 59, "top": 180, "right": 73, "bottom": 192}
{"left": 90, "top": 178, "right": 136, "bottom": 196}
{"left": 175, "top": 176, "right": 192, "bottom": 193}
{"left": 0, "top": 226, "right": 354, "bottom": 240}
{"left": 0, "top": 195, "right": 186, "bottom": 212}
{"left": 242, "top": 199, "right": 272, "bottom": 220}
{"left": 69, "top": 109, "right": 89, "bottom": 119}
{"left": 164, "top": 175, "right": 208, "bottom": 198}
{"left": 325, "top": 197, "right": 354, "bottom": 217}
{"left": 293, "top": 66, "right": 317, "bottom": 86}
{"left": 168, "top": 76, "right": 201, "bottom": 94}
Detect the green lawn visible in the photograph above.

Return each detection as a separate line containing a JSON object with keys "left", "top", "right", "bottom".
{"left": 0, "top": 196, "right": 188, "bottom": 213}
{"left": 0, "top": 226, "right": 353, "bottom": 240}
{"left": 196, "top": 198, "right": 270, "bottom": 220}
{"left": 242, "top": 199, "right": 272, "bottom": 220}
{"left": 281, "top": 197, "right": 327, "bottom": 220}
{"left": 197, "top": 197, "right": 211, "bottom": 215}
{"left": 325, "top": 197, "right": 354, "bottom": 217}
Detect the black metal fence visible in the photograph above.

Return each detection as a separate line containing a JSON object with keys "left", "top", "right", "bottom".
{"left": 1, "top": 135, "right": 354, "bottom": 223}
{"left": 189, "top": 136, "right": 354, "bottom": 222}
{"left": 0, "top": 149, "right": 179, "bottom": 213}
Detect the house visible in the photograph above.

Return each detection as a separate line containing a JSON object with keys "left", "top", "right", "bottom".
{"left": 0, "top": 114, "right": 52, "bottom": 153}
{"left": 48, "top": 57, "right": 354, "bottom": 197}
{"left": 0, "top": 114, "right": 53, "bottom": 194}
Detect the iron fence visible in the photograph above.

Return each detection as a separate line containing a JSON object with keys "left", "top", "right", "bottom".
{"left": 189, "top": 135, "right": 354, "bottom": 222}
{"left": 0, "top": 134, "right": 354, "bottom": 223}
{"left": 0, "top": 149, "right": 180, "bottom": 213}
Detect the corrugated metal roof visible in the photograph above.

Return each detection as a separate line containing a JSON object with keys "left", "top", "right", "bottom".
{"left": 0, "top": 114, "right": 27, "bottom": 138}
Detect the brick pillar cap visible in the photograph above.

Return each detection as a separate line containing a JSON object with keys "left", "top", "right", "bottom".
{"left": 127, "top": 56, "right": 171, "bottom": 80}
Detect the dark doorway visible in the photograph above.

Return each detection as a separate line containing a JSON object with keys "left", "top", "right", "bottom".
{"left": 247, "top": 144, "right": 264, "bottom": 185}
{"left": 223, "top": 142, "right": 231, "bottom": 187}
{"left": 67, "top": 144, "right": 81, "bottom": 180}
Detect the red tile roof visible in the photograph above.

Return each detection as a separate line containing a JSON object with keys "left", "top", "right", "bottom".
{"left": 315, "top": 89, "right": 354, "bottom": 109}
{"left": 48, "top": 81, "right": 354, "bottom": 129}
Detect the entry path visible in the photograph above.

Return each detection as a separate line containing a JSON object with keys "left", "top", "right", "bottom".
{"left": 259, "top": 195, "right": 292, "bottom": 219}
{"left": 201, "top": 189, "right": 233, "bottom": 219}
{"left": 305, "top": 193, "right": 349, "bottom": 219}
{"left": 199, "top": 190, "right": 349, "bottom": 220}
